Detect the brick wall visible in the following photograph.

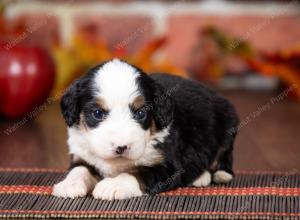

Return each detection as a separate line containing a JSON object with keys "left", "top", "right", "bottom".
{"left": 4, "top": 0, "right": 300, "bottom": 70}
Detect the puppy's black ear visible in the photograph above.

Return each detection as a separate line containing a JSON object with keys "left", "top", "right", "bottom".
{"left": 152, "top": 83, "right": 175, "bottom": 130}
{"left": 61, "top": 79, "right": 82, "bottom": 127}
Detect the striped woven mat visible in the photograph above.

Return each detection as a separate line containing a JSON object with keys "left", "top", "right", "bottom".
{"left": 0, "top": 168, "right": 299, "bottom": 219}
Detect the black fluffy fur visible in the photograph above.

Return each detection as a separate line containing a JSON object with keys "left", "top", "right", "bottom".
{"left": 135, "top": 73, "right": 239, "bottom": 193}
{"left": 61, "top": 61, "right": 239, "bottom": 194}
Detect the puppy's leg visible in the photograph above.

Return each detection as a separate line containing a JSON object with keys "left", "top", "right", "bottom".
{"left": 213, "top": 147, "right": 234, "bottom": 184}
{"left": 92, "top": 173, "right": 143, "bottom": 200}
{"left": 52, "top": 166, "right": 97, "bottom": 198}
{"left": 132, "top": 165, "right": 184, "bottom": 195}
{"left": 192, "top": 170, "right": 211, "bottom": 187}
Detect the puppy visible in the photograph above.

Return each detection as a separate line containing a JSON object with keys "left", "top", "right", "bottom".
{"left": 53, "top": 59, "right": 239, "bottom": 200}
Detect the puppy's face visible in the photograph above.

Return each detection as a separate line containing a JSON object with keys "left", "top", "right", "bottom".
{"left": 61, "top": 59, "right": 173, "bottom": 162}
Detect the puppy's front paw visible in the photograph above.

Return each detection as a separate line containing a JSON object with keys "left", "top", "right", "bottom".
{"left": 52, "top": 180, "right": 89, "bottom": 198}
{"left": 192, "top": 171, "right": 211, "bottom": 187}
{"left": 52, "top": 166, "right": 97, "bottom": 198}
{"left": 92, "top": 173, "right": 143, "bottom": 200}
{"left": 213, "top": 170, "right": 233, "bottom": 183}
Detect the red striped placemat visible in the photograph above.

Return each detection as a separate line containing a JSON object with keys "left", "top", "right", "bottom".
{"left": 0, "top": 168, "right": 299, "bottom": 219}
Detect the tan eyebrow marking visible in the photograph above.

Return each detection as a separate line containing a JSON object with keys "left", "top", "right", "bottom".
{"left": 150, "top": 118, "right": 156, "bottom": 135}
{"left": 79, "top": 113, "right": 88, "bottom": 131}
{"left": 131, "top": 95, "right": 145, "bottom": 110}
{"left": 96, "top": 97, "right": 109, "bottom": 111}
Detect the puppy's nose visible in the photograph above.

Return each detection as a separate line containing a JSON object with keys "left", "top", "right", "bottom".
{"left": 115, "top": 146, "right": 127, "bottom": 155}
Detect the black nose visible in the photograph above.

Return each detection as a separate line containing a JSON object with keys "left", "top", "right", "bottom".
{"left": 115, "top": 146, "right": 127, "bottom": 155}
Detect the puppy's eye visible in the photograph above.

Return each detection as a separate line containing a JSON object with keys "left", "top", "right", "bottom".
{"left": 92, "top": 109, "right": 104, "bottom": 120}
{"left": 135, "top": 109, "right": 147, "bottom": 120}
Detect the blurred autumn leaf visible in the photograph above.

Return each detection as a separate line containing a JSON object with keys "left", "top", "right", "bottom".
{"left": 188, "top": 26, "right": 255, "bottom": 83}
{"left": 192, "top": 26, "right": 300, "bottom": 100}
{"left": 51, "top": 34, "right": 186, "bottom": 95}
{"left": 247, "top": 44, "right": 300, "bottom": 99}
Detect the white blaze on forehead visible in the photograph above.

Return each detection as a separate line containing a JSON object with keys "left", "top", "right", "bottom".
{"left": 94, "top": 59, "right": 140, "bottom": 108}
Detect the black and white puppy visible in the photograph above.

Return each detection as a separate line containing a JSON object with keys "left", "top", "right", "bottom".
{"left": 53, "top": 59, "right": 239, "bottom": 200}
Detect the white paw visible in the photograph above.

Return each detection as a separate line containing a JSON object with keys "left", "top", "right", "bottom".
{"left": 52, "top": 166, "right": 97, "bottom": 198}
{"left": 192, "top": 171, "right": 211, "bottom": 187}
{"left": 52, "top": 179, "right": 89, "bottom": 198}
{"left": 92, "top": 173, "right": 143, "bottom": 200}
{"left": 213, "top": 170, "right": 233, "bottom": 183}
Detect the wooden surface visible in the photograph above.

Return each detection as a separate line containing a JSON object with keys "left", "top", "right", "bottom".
{"left": 0, "top": 90, "right": 299, "bottom": 172}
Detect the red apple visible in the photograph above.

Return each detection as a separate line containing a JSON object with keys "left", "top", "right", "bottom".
{"left": 0, "top": 45, "right": 55, "bottom": 118}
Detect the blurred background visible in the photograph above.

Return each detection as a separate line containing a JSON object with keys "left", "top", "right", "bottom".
{"left": 0, "top": 0, "right": 299, "bottom": 171}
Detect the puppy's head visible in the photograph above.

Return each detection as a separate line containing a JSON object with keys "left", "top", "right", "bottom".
{"left": 61, "top": 59, "right": 173, "bottom": 161}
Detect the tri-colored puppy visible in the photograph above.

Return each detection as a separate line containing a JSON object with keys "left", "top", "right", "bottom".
{"left": 53, "top": 59, "right": 239, "bottom": 200}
